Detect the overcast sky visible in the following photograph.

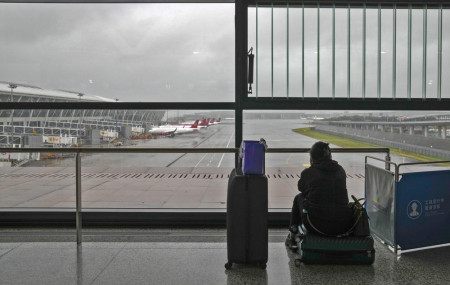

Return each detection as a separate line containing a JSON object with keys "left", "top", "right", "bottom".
{"left": 0, "top": 4, "right": 448, "bottom": 102}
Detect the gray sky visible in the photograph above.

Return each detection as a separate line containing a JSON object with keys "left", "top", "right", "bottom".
{"left": 0, "top": 4, "right": 448, "bottom": 102}
{"left": 0, "top": 3, "right": 235, "bottom": 102}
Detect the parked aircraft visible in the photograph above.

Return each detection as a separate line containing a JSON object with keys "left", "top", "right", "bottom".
{"left": 148, "top": 127, "right": 177, "bottom": 137}
{"left": 198, "top": 118, "right": 209, "bottom": 129}
{"left": 154, "top": 120, "right": 199, "bottom": 136}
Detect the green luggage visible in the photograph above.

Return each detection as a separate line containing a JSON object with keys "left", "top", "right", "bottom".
{"left": 295, "top": 227, "right": 375, "bottom": 266}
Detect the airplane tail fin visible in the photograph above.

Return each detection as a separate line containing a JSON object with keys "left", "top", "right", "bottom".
{"left": 191, "top": 120, "right": 199, "bottom": 128}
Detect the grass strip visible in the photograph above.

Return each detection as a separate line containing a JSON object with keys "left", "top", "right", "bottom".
{"left": 293, "top": 127, "right": 450, "bottom": 165}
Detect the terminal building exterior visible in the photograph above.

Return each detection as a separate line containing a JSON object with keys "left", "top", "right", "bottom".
{"left": 0, "top": 82, "right": 165, "bottom": 147}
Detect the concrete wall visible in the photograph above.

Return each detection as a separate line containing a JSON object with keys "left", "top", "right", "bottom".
{"left": 314, "top": 125, "right": 450, "bottom": 160}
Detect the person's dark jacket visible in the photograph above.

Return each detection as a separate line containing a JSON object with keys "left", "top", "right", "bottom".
{"left": 298, "top": 158, "right": 353, "bottom": 235}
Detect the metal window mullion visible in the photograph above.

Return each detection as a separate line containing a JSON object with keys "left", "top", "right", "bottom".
{"left": 317, "top": 3, "right": 320, "bottom": 99}
{"left": 377, "top": 4, "right": 381, "bottom": 100}
{"left": 347, "top": 4, "right": 351, "bottom": 99}
{"left": 332, "top": 4, "right": 335, "bottom": 99}
{"left": 438, "top": 5, "right": 443, "bottom": 100}
{"left": 363, "top": 4, "right": 366, "bottom": 100}
{"left": 302, "top": 3, "right": 305, "bottom": 99}
{"left": 271, "top": 3, "right": 273, "bottom": 98}
{"left": 76, "top": 152, "right": 82, "bottom": 244}
{"left": 407, "top": 5, "right": 412, "bottom": 100}
{"left": 256, "top": 2, "right": 258, "bottom": 99}
{"left": 393, "top": 4, "right": 397, "bottom": 99}
{"left": 423, "top": 5, "right": 427, "bottom": 100}
{"left": 287, "top": 3, "right": 289, "bottom": 99}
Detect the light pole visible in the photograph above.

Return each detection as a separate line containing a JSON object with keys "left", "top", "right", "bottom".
{"left": 77, "top": 93, "right": 84, "bottom": 145}
{"left": 115, "top": 99, "right": 119, "bottom": 139}
{"left": 8, "top": 84, "right": 17, "bottom": 147}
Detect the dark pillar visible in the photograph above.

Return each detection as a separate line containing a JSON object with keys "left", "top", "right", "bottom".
{"left": 235, "top": 0, "right": 247, "bottom": 168}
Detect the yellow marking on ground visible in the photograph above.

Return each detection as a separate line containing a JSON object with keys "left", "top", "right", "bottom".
{"left": 302, "top": 163, "right": 311, "bottom": 167}
{"left": 285, "top": 153, "right": 294, "bottom": 165}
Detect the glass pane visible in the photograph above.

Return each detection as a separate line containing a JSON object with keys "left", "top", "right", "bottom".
{"left": 365, "top": 8, "right": 378, "bottom": 98}
{"left": 244, "top": 110, "right": 449, "bottom": 209}
{"left": 381, "top": 9, "right": 394, "bottom": 99}
{"left": 319, "top": 8, "right": 332, "bottom": 98}
{"left": 426, "top": 9, "right": 439, "bottom": 99}
{"left": 0, "top": 109, "right": 236, "bottom": 209}
{"left": 350, "top": 8, "right": 363, "bottom": 98}
{"left": 334, "top": 8, "right": 349, "bottom": 98}
{"left": 0, "top": 3, "right": 234, "bottom": 102}
{"left": 411, "top": 9, "right": 424, "bottom": 99}
{"left": 304, "top": 7, "right": 318, "bottom": 97}
{"left": 257, "top": 6, "right": 273, "bottom": 98}
{"left": 248, "top": 7, "right": 257, "bottom": 97}
{"left": 442, "top": 9, "right": 450, "bottom": 99}
{"left": 288, "top": 5, "right": 303, "bottom": 98}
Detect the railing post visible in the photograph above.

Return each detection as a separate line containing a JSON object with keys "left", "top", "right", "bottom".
{"left": 76, "top": 151, "right": 82, "bottom": 244}
{"left": 385, "top": 150, "right": 391, "bottom": 171}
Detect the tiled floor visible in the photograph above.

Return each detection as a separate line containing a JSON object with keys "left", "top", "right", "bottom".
{"left": 0, "top": 229, "right": 449, "bottom": 285}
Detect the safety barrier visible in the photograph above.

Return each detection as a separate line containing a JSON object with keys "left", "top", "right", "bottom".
{"left": 365, "top": 157, "right": 450, "bottom": 254}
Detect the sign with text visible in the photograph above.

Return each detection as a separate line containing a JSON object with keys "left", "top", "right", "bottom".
{"left": 396, "top": 170, "right": 450, "bottom": 250}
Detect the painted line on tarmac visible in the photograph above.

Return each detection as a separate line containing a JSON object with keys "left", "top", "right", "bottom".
{"left": 217, "top": 130, "right": 234, "bottom": 168}
{"left": 165, "top": 130, "right": 220, "bottom": 167}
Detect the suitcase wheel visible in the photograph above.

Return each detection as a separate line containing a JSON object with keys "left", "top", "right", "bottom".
{"left": 258, "top": 263, "right": 267, "bottom": 270}
{"left": 294, "top": 259, "right": 302, "bottom": 267}
{"left": 225, "top": 262, "right": 232, "bottom": 270}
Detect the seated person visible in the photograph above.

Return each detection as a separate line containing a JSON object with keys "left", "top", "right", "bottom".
{"left": 286, "top": 141, "right": 354, "bottom": 248}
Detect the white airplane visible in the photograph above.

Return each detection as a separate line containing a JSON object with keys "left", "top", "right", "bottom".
{"left": 148, "top": 127, "right": 177, "bottom": 137}
{"left": 158, "top": 120, "right": 199, "bottom": 135}
{"left": 212, "top": 118, "right": 222, "bottom": 125}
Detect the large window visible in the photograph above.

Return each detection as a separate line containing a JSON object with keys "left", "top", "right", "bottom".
{"left": 0, "top": 3, "right": 235, "bottom": 102}
{"left": 248, "top": 4, "right": 450, "bottom": 99}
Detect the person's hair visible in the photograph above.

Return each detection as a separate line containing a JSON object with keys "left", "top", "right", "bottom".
{"left": 310, "top": 141, "right": 331, "bottom": 160}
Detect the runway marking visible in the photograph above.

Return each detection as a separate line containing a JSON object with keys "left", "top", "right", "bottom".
{"left": 217, "top": 130, "right": 235, "bottom": 168}
{"left": 166, "top": 130, "right": 219, "bottom": 167}
{"left": 195, "top": 153, "right": 208, "bottom": 168}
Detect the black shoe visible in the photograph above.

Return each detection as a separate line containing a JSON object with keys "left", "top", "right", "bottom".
{"left": 285, "top": 232, "right": 298, "bottom": 249}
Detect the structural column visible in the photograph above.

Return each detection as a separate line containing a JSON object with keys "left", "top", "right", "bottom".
{"left": 423, "top": 126, "right": 428, "bottom": 137}
{"left": 235, "top": 0, "right": 247, "bottom": 167}
{"left": 442, "top": 126, "right": 447, "bottom": 139}
{"left": 409, "top": 126, "right": 414, "bottom": 135}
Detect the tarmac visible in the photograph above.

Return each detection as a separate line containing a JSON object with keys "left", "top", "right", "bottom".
{"left": 0, "top": 120, "right": 447, "bottom": 209}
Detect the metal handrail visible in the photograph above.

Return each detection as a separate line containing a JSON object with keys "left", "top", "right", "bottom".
{"left": 365, "top": 155, "right": 397, "bottom": 168}
{"left": 0, "top": 147, "right": 389, "bottom": 154}
{"left": 0, "top": 147, "right": 390, "bottom": 244}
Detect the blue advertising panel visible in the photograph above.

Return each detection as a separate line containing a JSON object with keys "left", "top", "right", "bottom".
{"left": 396, "top": 170, "right": 450, "bottom": 250}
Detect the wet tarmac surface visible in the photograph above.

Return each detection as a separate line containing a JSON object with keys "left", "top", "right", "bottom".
{"left": 0, "top": 120, "right": 447, "bottom": 209}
